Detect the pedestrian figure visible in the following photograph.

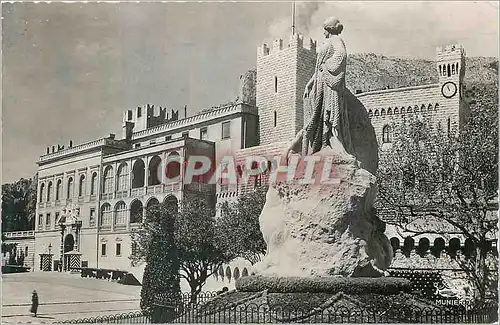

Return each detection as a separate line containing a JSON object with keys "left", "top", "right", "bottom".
{"left": 30, "top": 290, "right": 39, "bottom": 317}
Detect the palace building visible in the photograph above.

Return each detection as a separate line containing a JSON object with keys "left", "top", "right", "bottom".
{"left": 18, "top": 31, "right": 483, "bottom": 291}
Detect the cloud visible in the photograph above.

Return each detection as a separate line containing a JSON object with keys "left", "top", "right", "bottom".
{"left": 266, "top": 1, "right": 499, "bottom": 58}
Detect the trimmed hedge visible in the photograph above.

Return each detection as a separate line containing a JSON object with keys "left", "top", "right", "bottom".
{"left": 236, "top": 276, "right": 411, "bottom": 295}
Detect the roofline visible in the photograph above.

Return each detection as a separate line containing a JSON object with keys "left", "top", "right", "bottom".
{"left": 355, "top": 83, "right": 439, "bottom": 98}
{"left": 131, "top": 102, "right": 258, "bottom": 141}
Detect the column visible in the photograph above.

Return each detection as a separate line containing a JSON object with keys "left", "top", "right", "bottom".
{"left": 59, "top": 226, "right": 65, "bottom": 272}
{"left": 144, "top": 156, "right": 149, "bottom": 189}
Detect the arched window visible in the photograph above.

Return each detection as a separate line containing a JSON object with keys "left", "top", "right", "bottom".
{"left": 387, "top": 107, "right": 392, "bottom": 115}
{"left": 148, "top": 156, "right": 162, "bottom": 186}
{"left": 382, "top": 125, "right": 392, "bottom": 143}
{"left": 400, "top": 107, "right": 405, "bottom": 114}
{"left": 394, "top": 107, "right": 399, "bottom": 114}
{"left": 39, "top": 183, "right": 45, "bottom": 203}
{"left": 47, "top": 182, "right": 53, "bottom": 202}
{"left": 428, "top": 104, "right": 433, "bottom": 111}
{"left": 103, "top": 166, "right": 114, "bottom": 193}
{"left": 67, "top": 178, "right": 74, "bottom": 199}
{"left": 78, "top": 175, "right": 86, "bottom": 197}
{"left": 130, "top": 200, "right": 144, "bottom": 224}
{"left": 114, "top": 201, "right": 127, "bottom": 225}
{"left": 146, "top": 198, "right": 160, "bottom": 211}
{"left": 447, "top": 63, "right": 451, "bottom": 77}
{"left": 407, "top": 106, "right": 412, "bottom": 113}
{"left": 374, "top": 109, "right": 380, "bottom": 116}
{"left": 447, "top": 117, "right": 451, "bottom": 135}
{"left": 381, "top": 108, "right": 386, "bottom": 116}
{"left": 368, "top": 110, "right": 373, "bottom": 117}
{"left": 439, "top": 65, "right": 442, "bottom": 76}
{"left": 100, "top": 203, "right": 112, "bottom": 226}
{"left": 132, "top": 160, "right": 145, "bottom": 188}
{"left": 56, "top": 180, "right": 62, "bottom": 201}
{"left": 165, "top": 152, "right": 181, "bottom": 182}
{"left": 117, "top": 163, "right": 129, "bottom": 191}
{"left": 273, "top": 111, "right": 277, "bottom": 127}
{"left": 90, "top": 172, "right": 98, "bottom": 195}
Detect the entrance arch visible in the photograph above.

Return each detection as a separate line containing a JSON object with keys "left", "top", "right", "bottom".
{"left": 64, "top": 234, "right": 75, "bottom": 253}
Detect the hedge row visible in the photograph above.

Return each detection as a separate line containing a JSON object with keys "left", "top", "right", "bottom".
{"left": 236, "top": 276, "right": 411, "bottom": 295}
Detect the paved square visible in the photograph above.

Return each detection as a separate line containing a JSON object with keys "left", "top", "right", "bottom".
{"left": 2, "top": 272, "right": 141, "bottom": 323}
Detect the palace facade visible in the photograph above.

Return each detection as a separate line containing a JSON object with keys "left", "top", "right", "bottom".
{"left": 15, "top": 31, "right": 485, "bottom": 291}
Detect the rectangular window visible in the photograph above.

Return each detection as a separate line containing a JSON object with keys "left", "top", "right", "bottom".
{"left": 222, "top": 121, "right": 231, "bottom": 139}
{"left": 200, "top": 128, "right": 208, "bottom": 140}
{"left": 45, "top": 213, "right": 51, "bottom": 228}
{"left": 182, "top": 131, "right": 189, "bottom": 138}
{"left": 55, "top": 212, "right": 60, "bottom": 225}
{"left": 137, "top": 107, "right": 142, "bottom": 118}
{"left": 116, "top": 243, "right": 122, "bottom": 256}
{"left": 134, "top": 143, "right": 141, "bottom": 148}
{"left": 101, "top": 243, "right": 107, "bottom": 256}
{"left": 89, "top": 208, "right": 96, "bottom": 227}
{"left": 165, "top": 135, "right": 172, "bottom": 141}
{"left": 274, "top": 76, "right": 278, "bottom": 93}
{"left": 127, "top": 110, "right": 133, "bottom": 120}
{"left": 150, "top": 139, "right": 156, "bottom": 145}
{"left": 38, "top": 214, "right": 43, "bottom": 228}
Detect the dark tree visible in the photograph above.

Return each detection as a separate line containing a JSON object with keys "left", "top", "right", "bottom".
{"left": 131, "top": 203, "right": 181, "bottom": 313}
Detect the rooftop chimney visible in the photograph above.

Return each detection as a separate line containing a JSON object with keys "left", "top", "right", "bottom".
{"left": 109, "top": 133, "right": 115, "bottom": 140}
{"left": 69, "top": 140, "right": 73, "bottom": 148}
{"left": 184, "top": 105, "right": 187, "bottom": 118}
{"left": 46, "top": 147, "right": 50, "bottom": 154}
{"left": 52, "top": 146, "right": 55, "bottom": 153}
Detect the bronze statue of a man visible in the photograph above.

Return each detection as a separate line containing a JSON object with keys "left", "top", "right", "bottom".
{"left": 288, "top": 17, "right": 352, "bottom": 158}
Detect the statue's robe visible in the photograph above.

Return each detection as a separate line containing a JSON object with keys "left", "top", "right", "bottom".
{"left": 304, "top": 36, "right": 352, "bottom": 155}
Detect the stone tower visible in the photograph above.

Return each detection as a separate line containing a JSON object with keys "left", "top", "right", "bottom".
{"left": 436, "top": 44, "right": 467, "bottom": 132}
{"left": 256, "top": 33, "right": 317, "bottom": 145}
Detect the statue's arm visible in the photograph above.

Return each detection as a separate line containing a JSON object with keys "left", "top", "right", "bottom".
{"left": 324, "top": 54, "right": 345, "bottom": 76}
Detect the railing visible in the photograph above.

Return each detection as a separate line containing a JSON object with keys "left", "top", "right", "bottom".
{"left": 57, "top": 300, "right": 498, "bottom": 324}
{"left": 90, "top": 195, "right": 96, "bottom": 202}
{"left": 115, "top": 190, "right": 129, "bottom": 199}
{"left": 131, "top": 187, "right": 146, "bottom": 196}
{"left": 78, "top": 197, "right": 85, "bottom": 203}
{"left": 55, "top": 200, "right": 61, "bottom": 207}
{"left": 147, "top": 184, "right": 164, "bottom": 194}
{"left": 38, "top": 202, "right": 46, "bottom": 208}
{"left": 101, "top": 193, "right": 114, "bottom": 200}
{"left": 3, "top": 231, "right": 35, "bottom": 239}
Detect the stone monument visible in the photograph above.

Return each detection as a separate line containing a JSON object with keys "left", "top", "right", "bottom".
{"left": 179, "top": 17, "right": 446, "bottom": 324}
{"left": 252, "top": 16, "right": 392, "bottom": 278}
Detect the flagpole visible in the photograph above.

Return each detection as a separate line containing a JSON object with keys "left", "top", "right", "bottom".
{"left": 292, "top": 1, "right": 296, "bottom": 35}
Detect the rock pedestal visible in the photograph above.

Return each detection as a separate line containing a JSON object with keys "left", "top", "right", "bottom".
{"left": 252, "top": 147, "right": 392, "bottom": 278}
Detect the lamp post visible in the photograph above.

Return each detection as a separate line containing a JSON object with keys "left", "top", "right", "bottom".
{"left": 48, "top": 243, "right": 52, "bottom": 271}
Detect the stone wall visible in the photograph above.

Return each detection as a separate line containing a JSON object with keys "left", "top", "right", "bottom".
{"left": 257, "top": 34, "right": 316, "bottom": 146}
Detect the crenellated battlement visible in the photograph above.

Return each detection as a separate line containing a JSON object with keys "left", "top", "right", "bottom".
{"left": 257, "top": 33, "right": 316, "bottom": 57}
{"left": 436, "top": 43, "right": 466, "bottom": 60}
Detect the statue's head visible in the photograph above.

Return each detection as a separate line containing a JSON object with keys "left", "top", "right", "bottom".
{"left": 323, "top": 17, "right": 343, "bottom": 37}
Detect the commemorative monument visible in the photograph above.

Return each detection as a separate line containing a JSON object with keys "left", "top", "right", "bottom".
{"left": 175, "top": 17, "right": 441, "bottom": 323}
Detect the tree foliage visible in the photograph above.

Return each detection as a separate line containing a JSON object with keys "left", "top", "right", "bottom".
{"left": 174, "top": 195, "right": 235, "bottom": 303}
{"left": 376, "top": 82, "right": 498, "bottom": 301}
{"left": 131, "top": 195, "right": 246, "bottom": 304}
{"left": 2, "top": 176, "right": 37, "bottom": 232}
{"left": 131, "top": 202, "right": 181, "bottom": 313}
{"left": 218, "top": 186, "right": 268, "bottom": 265}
